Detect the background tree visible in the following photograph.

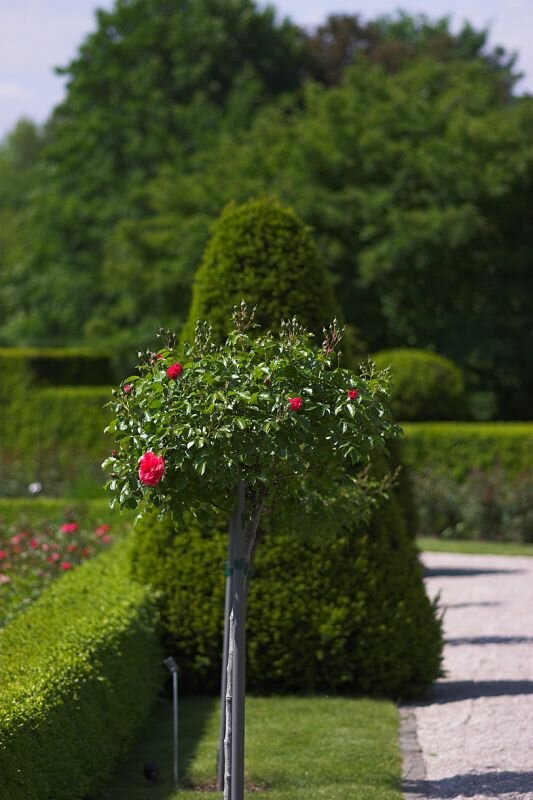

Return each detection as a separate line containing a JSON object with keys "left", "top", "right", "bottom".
{"left": 305, "top": 12, "right": 520, "bottom": 92}
{"left": 141, "top": 56, "right": 533, "bottom": 416}
{"left": 0, "top": 5, "right": 530, "bottom": 416}
{"left": 0, "top": 0, "right": 306, "bottom": 349}
{"left": 0, "top": 120, "right": 46, "bottom": 343}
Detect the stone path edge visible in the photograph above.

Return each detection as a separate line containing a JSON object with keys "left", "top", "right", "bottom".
{"left": 399, "top": 704, "right": 428, "bottom": 800}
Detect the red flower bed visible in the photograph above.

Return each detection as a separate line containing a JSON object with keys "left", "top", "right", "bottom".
{"left": 0, "top": 516, "right": 117, "bottom": 626}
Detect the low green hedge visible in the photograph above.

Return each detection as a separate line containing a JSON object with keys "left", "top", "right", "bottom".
{"left": 372, "top": 349, "right": 466, "bottom": 421}
{"left": 403, "top": 423, "right": 533, "bottom": 542}
{"left": 132, "top": 459, "right": 441, "bottom": 699}
{"left": 0, "top": 387, "right": 112, "bottom": 497}
{"left": 403, "top": 422, "right": 533, "bottom": 480}
{"left": 0, "top": 498, "right": 134, "bottom": 528}
{"left": 413, "top": 466, "right": 533, "bottom": 542}
{"left": 0, "top": 544, "right": 162, "bottom": 799}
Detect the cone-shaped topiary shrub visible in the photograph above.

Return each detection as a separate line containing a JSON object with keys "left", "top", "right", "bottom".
{"left": 131, "top": 452, "right": 441, "bottom": 698}
{"left": 182, "top": 197, "right": 343, "bottom": 344}
{"left": 372, "top": 348, "right": 466, "bottom": 421}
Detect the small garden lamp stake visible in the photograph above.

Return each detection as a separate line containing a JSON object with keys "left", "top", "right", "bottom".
{"left": 105, "top": 307, "right": 397, "bottom": 800}
{"left": 164, "top": 656, "right": 179, "bottom": 791}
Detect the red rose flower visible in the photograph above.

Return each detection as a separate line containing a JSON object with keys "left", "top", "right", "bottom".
{"left": 60, "top": 562, "right": 73, "bottom": 571}
{"left": 81, "top": 547, "right": 91, "bottom": 557}
{"left": 139, "top": 451, "right": 165, "bottom": 486}
{"left": 0, "top": 574, "right": 10, "bottom": 585}
{"left": 0, "top": 550, "right": 7, "bottom": 560}
{"left": 95, "top": 524, "right": 110, "bottom": 537}
{"left": 47, "top": 553, "right": 60, "bottom": 563}
{"left": 60, "top": 522, "right": 79, "bottom": 534}
{"left": 289, "top": 397, "right": 303, "bottom": 411}
{"left": 348, "top": 389, "right": 359, "bottom": 400}
{"left": 123, "top": 384, "right": 134, "bottom": 394}
{"left": 67, "top": 544, "right": 78, "bottom": 553}
{"left": 102, "top": 534, "right": 112, "bottom": 543}
{"left": 166, "top": 362, "right": 183, "bottom": 379}
{"left": 156, "top": 353, "right": 163, "bottom": 360}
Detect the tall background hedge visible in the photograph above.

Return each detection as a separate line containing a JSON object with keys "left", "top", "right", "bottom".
{"left": 182, "top": 197, "right": 343, "bottom": 344}
{"left": 132, "top": 451, "right": 442, "bottom": 698}
{"left": 129, "top": 196, "right": 443, "bottom": 695}
{"left": 0, "top": 350, "right": 113, "bottom": 497}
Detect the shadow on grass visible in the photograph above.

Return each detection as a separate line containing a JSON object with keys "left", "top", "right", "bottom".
{"left": 90, "top": 693, "right": 218, "bottom": 800}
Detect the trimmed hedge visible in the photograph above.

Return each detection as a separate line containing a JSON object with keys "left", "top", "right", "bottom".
{"left": 0, "top": 498, "right": 134, "bottom": 528}
{"left": 403, "top": 422, "right": 533, "bottom": 481}
{"left": 0, "top": 543, "right": 163, "bottom": 799}
{"left": 182, "top": 197, "right": 342, "bottom": 344}
{"left": 0, "top": 387, "right": 111, "bottom": 497}
{"left": 413, "top": 466, "right": 533, "bottom": 543}
{"left": 402, "top": 422, "right": 533, "bottom": 542}
{"left": 131, "top": 457, "right": 441, "bottom": 699}
{"left": 0, "top": 347, "right": 114, "bottom": 392}
{"left": 372, "top": 349, "right": 466, "bottom": 421}
{"left": 0, "top": 347, "right": 114, "bottom": 497}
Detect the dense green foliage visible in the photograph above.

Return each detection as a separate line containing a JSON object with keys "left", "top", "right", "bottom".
{"left": 131, "top": 468, "right": 442, "bottom": 697}
{"left": 0, "top": 347, "right": 113, "bottom": 391}
{"left": 182, "top": 198, "right": 341, "bottom": 344}
{"left": 0, "top": 4, "right": 528, "bottom": 419}
{"left": 0, "top": 120, "right": 47, "bottom": 340}
{"left": 140, "top": 57, "right": 533, "bottom": 417}
{"left": 414, "top": 467, "right": 533, "bottom": 543}
{"left": 402, "top": 423, "right": 533, "bottom": 480}
{"left": 305, "top": 12, "right": 518, "bottom": 89}
{"left": 105, "top": 314, "right": 397, "bottom": 520}
{"left": 0, "top": 498, "right": 133, "bottom": 528}
{"left": 0, "top": 545, "right": 163, "bottom": 800}
{"left": 0, "top": 348, "right": 113, "bottom": 497}
{"left": 0, "top": 0, "right": 306, "bottom": 352}
{"left": 0, "top": 387, "right": 111, "bottom": 497}
{"left": 372, "top": 349, "right": 466, "bottom": 421}
{"left": 403, "top": 423, "right": 533, "bottom": 542}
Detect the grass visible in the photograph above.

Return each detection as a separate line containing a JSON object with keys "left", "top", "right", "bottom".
{"left": 0, "top": 497, "right": 134, "bottom": 528}
{"left": 418, "top": 536, "right": 533, "bottom": 557}
{"left": 93, "top": 695, "right": 402, "bottom": 800}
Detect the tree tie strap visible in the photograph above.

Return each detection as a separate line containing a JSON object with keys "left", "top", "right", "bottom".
{"left": 224, "top": 559, "right": 249, "bottom": 576}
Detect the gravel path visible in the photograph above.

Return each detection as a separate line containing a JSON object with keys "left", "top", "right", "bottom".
{"left": 401, "top": 551, "right": 533, "bottom": 800}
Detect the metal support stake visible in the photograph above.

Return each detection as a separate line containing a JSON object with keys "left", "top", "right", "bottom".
{"left": 164, "top": 656, "right": 180, "bottom": 791}
{"left": 231, "top": 480, "right": 247, "bottom": 800}
{"left": 217, "top": 526, "right": 233, "bottom": 790}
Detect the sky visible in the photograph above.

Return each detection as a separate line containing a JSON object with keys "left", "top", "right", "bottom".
{"left": 0, "top": 0, "right": 532, "bottom": 139}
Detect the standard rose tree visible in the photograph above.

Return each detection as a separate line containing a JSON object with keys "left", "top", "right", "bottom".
{"left": 104, "top": 306, "right": 398, "bottom": 800}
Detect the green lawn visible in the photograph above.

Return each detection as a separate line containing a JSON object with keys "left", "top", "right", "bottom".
{"left": 0, "top": 498, "right": 133, "bottom": 528}
{"left": 418, "top": 536, "right": 533, "bottom": 557}
{"left": 93, "top": 695, "right": 402, "bottom": 800}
